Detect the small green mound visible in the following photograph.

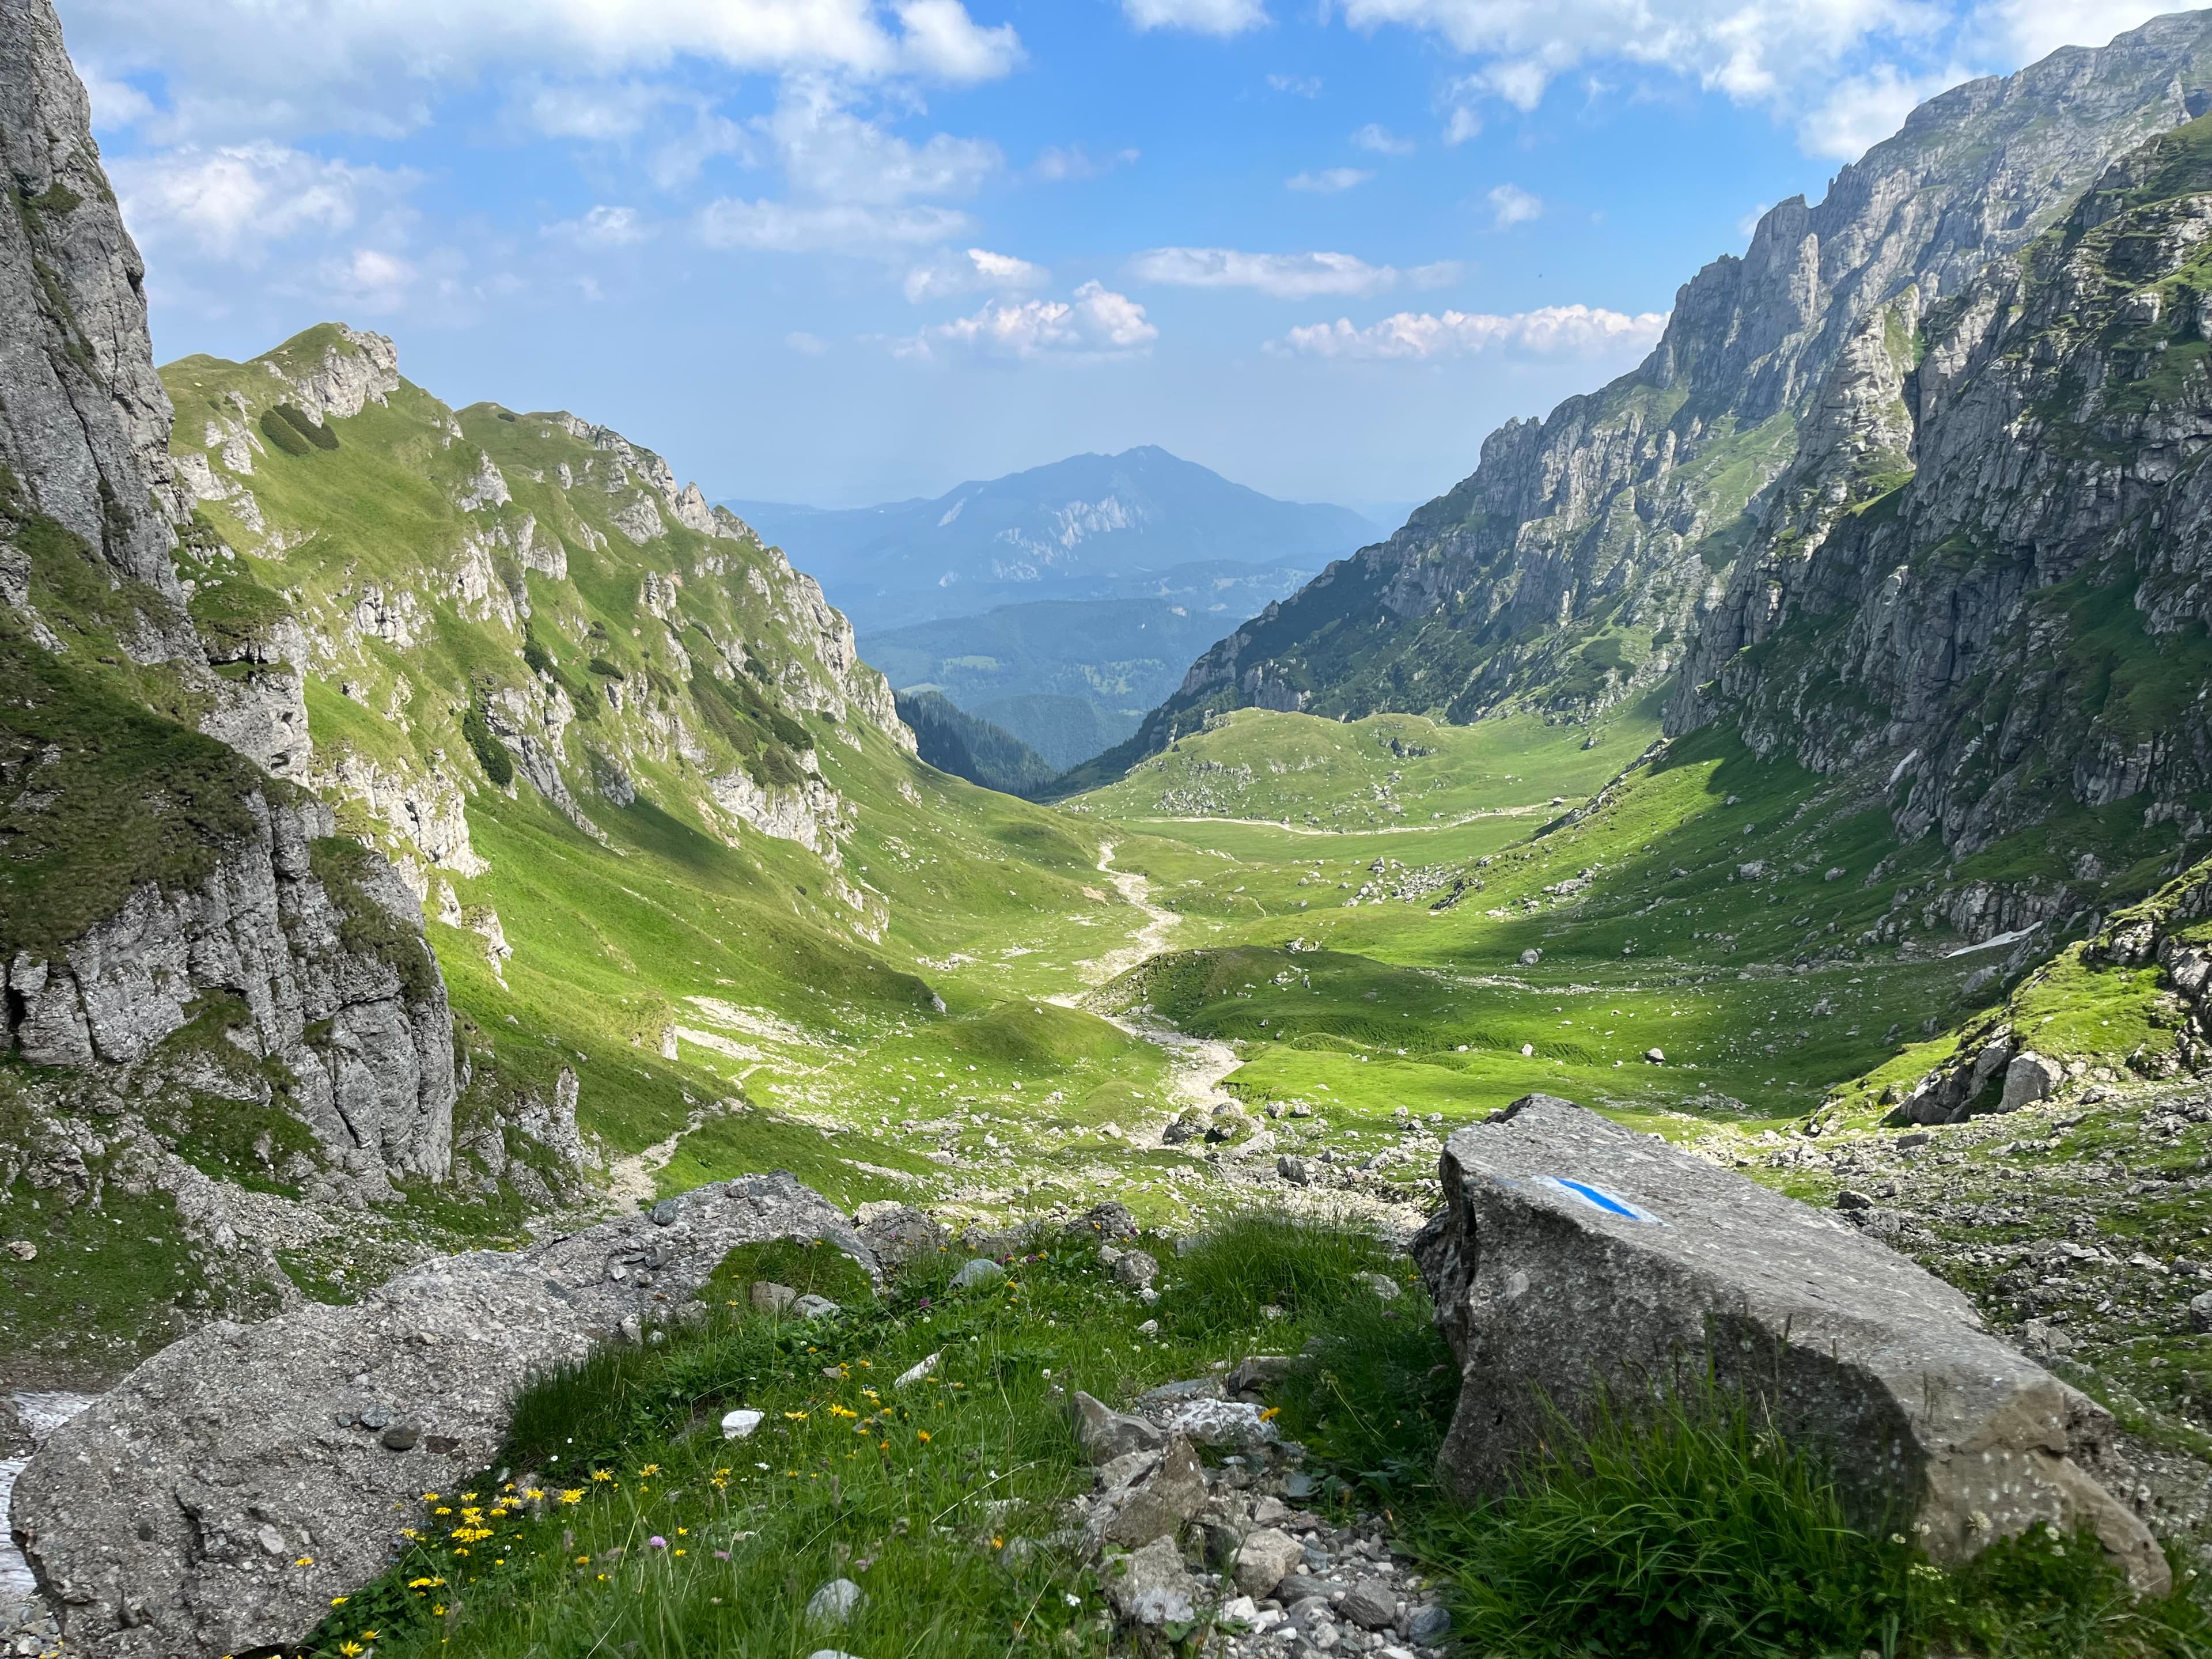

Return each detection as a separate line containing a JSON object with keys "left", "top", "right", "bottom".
{"left": 1081, "top": 1078, "right": 1149, "bottom": 1120}
{"left": 702, "top": 1237, "right": 874, "bottom": 1306}
{"left": 273, "top": 402, "right": 341, "bottom": 450}
{"left": 942, "top": 1000, "right": 1135, "bottom": 1069}
{"left": 258, "top": 407, "right": 312, "bottom": 456}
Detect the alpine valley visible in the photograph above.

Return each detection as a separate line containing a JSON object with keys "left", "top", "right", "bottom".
{"left": 21, "top": 2, "right": 2212, "bottom": 1657}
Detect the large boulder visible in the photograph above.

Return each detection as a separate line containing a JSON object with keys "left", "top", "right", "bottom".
{"left": 13, "top": 1172, "right": 875, "bottom": 1658}
{"left": 1412, "top": 1095, "right": 2165, "bottom": 1593}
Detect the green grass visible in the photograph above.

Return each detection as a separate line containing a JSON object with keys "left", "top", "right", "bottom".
{"left": 293, "top": 1215, "right": 2207, "bottom": 1659}
{"left": 297, "top": 1215, "right": 1405, "bottom": 1659}
{"left": 1424, "top": 1380, "right": 2212, "bottom": 1659}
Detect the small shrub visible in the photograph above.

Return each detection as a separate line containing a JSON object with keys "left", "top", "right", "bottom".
{"left": 257, "top": 408, "right": 311, "bottom": 457}
{"left": 463, "top": 702, "right": 514, "bottom": 787}
{"left": 275, "top": 402, "right": 339, "bottom": 449}
{"left": 1272, "top": 1283, "right": 1453, "bottom": 1496}
{"left": 588, "top": 656, "right": 626, "bottom": 680}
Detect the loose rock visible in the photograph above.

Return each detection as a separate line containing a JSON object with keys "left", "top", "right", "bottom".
{"left": 806, "top": 1578, "right": 863, "bottom": 1626}
{"left": 17, "top": 1173, "right": 875, "bottom": 1659}
{"left": 1107, "top": 1536, "right": 1200, "bottom": 1626}
{"left": 1069, "top": 1391, "right": 1162, "bottom": 1463}
{"left": 1233, "top": 1528, "right": 1303, "bottom": 1598}
{"left": 949, "top": 1257, "right": 1006, "bottom": 1293}
{"left": 1413, "top": 1094, "right": 2167, "bottom": 1593}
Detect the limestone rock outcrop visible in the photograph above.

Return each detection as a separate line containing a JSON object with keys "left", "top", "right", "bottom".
{"left": 14, "top": 1172, "right": 874, "bottom": 1659}
{"left": 5, "top": 790, "right": 455, "bottom": 1179}
{"left": 1676, "top": 114, "right": 2212, "bottom": 865}
{"left": 1413, "top": 1094, "right": 2165, "bottom": 1593}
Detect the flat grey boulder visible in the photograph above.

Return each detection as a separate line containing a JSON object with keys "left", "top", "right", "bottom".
{"left": 14, "top": 1172, "right": 876, "bottom": 1659}
{"left": 1412, "top": 1094, "right": 2165, "bottom": 1594}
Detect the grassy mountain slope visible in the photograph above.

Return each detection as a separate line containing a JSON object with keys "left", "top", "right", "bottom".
{"left": 150, "top": 324, "right": 1300, "bottom": 1266}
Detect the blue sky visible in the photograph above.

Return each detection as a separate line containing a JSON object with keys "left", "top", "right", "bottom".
{"left": 62, "top": 0, "right": 2168, "bottom": 513}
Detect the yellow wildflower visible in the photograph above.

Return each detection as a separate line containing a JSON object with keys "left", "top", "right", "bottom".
{"left": 916, "top": 1430, "right": 931, "bottom": 1442}
{"left": 330, "top": 1596, "right": 349, "bottom": 1606}
{"left": 559, "top": 1489, "right": 585, "bottom": 1505}
{"left": 294, "top": 1556, "right": 315, "bottom": 1567}
{"left": 591, "top": 1469, "right": 614, "bottom": 1483}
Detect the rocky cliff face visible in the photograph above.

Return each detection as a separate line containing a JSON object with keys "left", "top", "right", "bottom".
{"left": 1094, "top": 12, "right": 2212, "bottom": 779}
{"left": 1677, "top": 116, "right": 2212, "bottom": 881}
{"left": 0, "top": 0, "right": 463, "bottom": 1377}
{"left": 0, "top": 0, "right": 183, "bottom": 590}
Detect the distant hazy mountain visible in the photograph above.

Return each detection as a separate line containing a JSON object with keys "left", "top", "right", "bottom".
{"left": 861, "top": 597, "right": 1253, "bottom": 771}
{"left": 726, "top": 445, "right": 1378, "bottom": 632}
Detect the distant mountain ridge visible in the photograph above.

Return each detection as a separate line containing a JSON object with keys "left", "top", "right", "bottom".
{"left": 726, "top": 445, "right": 1376, "bottom": 631}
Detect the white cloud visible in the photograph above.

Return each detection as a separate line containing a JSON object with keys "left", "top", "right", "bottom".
{"left": 1132, "top": 247, "right": 1446, "bottom": 300}
{"left": 66, "top": 0, "right": 1023, "bottom": 141}
{"left": 1122, "top": 0, "right": 1269, "bottom": 36}
{"left": 109, "top": 141, "right": 416, "bottom": 262}
{"left": 1795, "top": 63, "right": 1961, "bottom": 159}
{"left": 1487, "top": 183, "right": 1541, "bottom": 226}
{"left": 894, "top": 0, "right": 1026, "bottom": 79}
{"left": 1287, "top": 167, "right": 1373, "bottom": 193}
{"left": 1442, "top": 105, "right": 1482, "bottom": 145}
{"left": 1267, "top": 73, "right": 1322, "bottom": 96}
{"left": 513, "top": 79, "right": 665, "bottom": 141}
{"left": 320, "top": 247, "right": 416, "bottom": 313}
{"left": 696, "top": 198, "right": 971, "bottom": 252}
{"left": 896, "top": 280, "right": 1158, "bottom": 359}
{"left": 649, "top": 110, "right": 756, "bottom": 190}
{"left": 1737, "top": 202, "right": 1772, "bottom": 240}
{"left": 1979, "top": 0, "right": 2166, "bottom": 63}
{"left": 903, "top": 246, "right": 1052, "bottom": 301}
{"left": 762, "top": 85, "right": 1001, "bottom": 207}
{"left": 1270, "top": 302, "right": 1668, "bottom": 359}
{"left": 546, "top": 204, "right": 654, "bottom": 245}
{"left": 1338, "top": 0, "right": 1948, "bottom": 132}
{"left": 78, "top": 67, "right": 156, "bottom": 131}
{"left": 1351, "top": 123, "right": 1415, "bottom": 156}
{"left": 686, "top": 82, "right": 998, "bottom": 256}
{"left": 786, "top": 330, "right": 832, "bottom": 354}
{"left": 1032, "top": 144, "right": 1141, "bottom": 182}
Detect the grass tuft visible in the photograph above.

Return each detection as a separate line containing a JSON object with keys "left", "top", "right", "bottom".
{"left": 1162, "top": 1206, "right": 1395, "bottom": 1332}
